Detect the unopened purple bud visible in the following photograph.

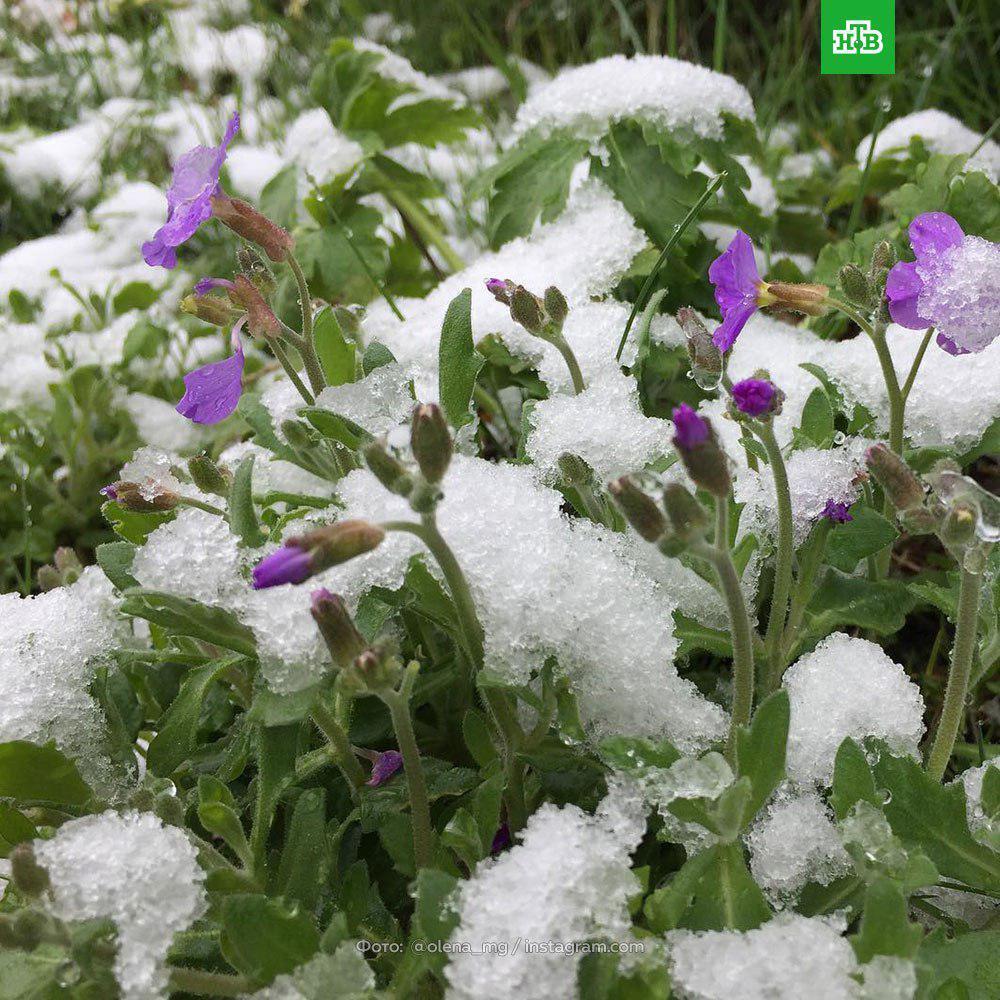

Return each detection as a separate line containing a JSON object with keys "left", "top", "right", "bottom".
{"left": 672, "top": 403, "right": 710, "bottom": 450}
{"left": 485, "top": 278, "right": 514, "bottom": 304}
{"left": 100, "top": 484, "right": 119, "bottom": 501}
{"left": 491, "top": 823, "right": 512, "bottom": 854}
{"left": 730, "top": 378, "right": 777, "bottom": 418}
{"left": 251, "top": 544, "right": 313, "bottom": 589}
{"left": 310, "top": 588, "right": 367, "bottom": 668}
{"left": 194, "top": 276, "right": 235, "bottom": 297}
{"left": 672, "top": 404, "right": 731, "bottom": 498}
{"left": 366, "top": 750, "right": 404, "bottom": 787}
{"left": 820, "top": 499, "right": 853, "bottom": 523}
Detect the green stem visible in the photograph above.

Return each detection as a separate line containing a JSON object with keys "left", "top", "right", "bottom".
{"left": 177, "top": 496, "right": 227, "bottom": 517}
{"left": 901, "top": 328, "right": 934, "bottom": 404}
{"left": 287, "top": 255, "right": 326, "bottom": 395}
{"left": 167, "top": 968, "right": 255, "bottom": 998}
{"left": 269, "top": 337, "right": 314, "bottom": 406}
{"left": 311, "top": 699, "right": 366, "bottom": 794}
{"left": 780, "top": 518, "right": 832, "bottom": 666}
{"left": 756, "top": 422, "right": 794, "bottom": 693}
{"left": 698, "top": 498, "right": 755, "bottom": 757}
{"left": 382, "top": 686, "right": 434, "bottom": 869}
{"left": 551, "top": 334, "right": 586, "bottom": 394}
{"left": 926, "top": 568, "right": 983, "bottom": 781}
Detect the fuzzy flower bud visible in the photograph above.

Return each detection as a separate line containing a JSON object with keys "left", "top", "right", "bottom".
{"left": 865, "top": 444, "right": 925, "bottom": 512}
{"left": 485, "top": 277, "right": 516, "bottom": 305}
{"left": 608, "top": 477, "right": 666, "bottom": 542}
{"left": 236, "top": 246, "right": 277, "bottom": 296}
{"left": 180, "top": 293, "right": 240, "bottom": 327}
{"left": 543, "top": 285, "right": 569, "bottom": 328}
{"left": 187, "top": 453, "right": 231, "bottom": 496}
{"left": 662, "top": 483, "right": 710, "bottom": 541}
{"left": 363, "top": 440, "right": 414, "bottom": 497}
{"left": 509, "top": 285, "right": 545, "bottom": 334}
{"left": 252, "top": 520, "right": 385, "bottom": 589}
{"left": 100, "top": 481, "right": 180, "bottom": 512}
{"left": 729, "top": 377, "right": 782, "bottom": 419}
{"left": 764, "top": 281, "right": 830, "bottom": 316}
{"left": 10, "top": 844, "right": 49, "bottom": 897}
{"left": 672, "top": 404, "right": 731, "bottom": 498}
{"left": 411, "top": 404, "right": 453, "bottom": 485}
{"left": 838, "top": 264, "right": 872, "bottom": 307}
{"left": 557, "top": 453, "right": 593, "bottom": 487}
{"left": 678, "top": 307, "right": 723, "bottom": 390}
{"left": 366, "top": 750, "right": 404, "bottom": 787}
{"left": 870, "top": 241, "right": 896, "bottom": 272}
{"left": 311, "top": 589, "right": 367, "bottom": 668}
{"left": 232, "top": 275, "right": 281, "bottom": 340}
{"left": 344, "top": 644, "right": 403, "bottom": 694}
{"left": 210, "top": 194, "right": 294, "bottom": 262}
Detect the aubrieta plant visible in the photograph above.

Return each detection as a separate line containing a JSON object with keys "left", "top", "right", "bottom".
{"left": 3, "top": 7, "right": 1000, "bottom": 1000}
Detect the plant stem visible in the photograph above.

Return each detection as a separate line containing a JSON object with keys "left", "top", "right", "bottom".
{"left": 755, "top": 422, "right": 794, "bottom": 693}
{"left": 311, "top": 699, "right": 366, "bottom": 794}
{"left": 697, "top": 498, "right": 754, "bottom": 757}
{"left": 177, "top": 496, "right": 227, "bottom": 517}
{"left": 286, "top": 255, "right": 326, "bottom": 395}
{"left": 382, "top": 686, "right": 434, "bottom": 869}
{"left": 551, "top": 334, "right": 586, "bottom": 394}
{"left": 269, "top": 337, "right": 314, "bottom": 406}
{"left": 780, "top": 518, "right": 832, "bottom": 666}
{"left": 901, "top": 328, "right": 934, "bottom": 403}
{"left": 167, "top": 968, "right": 255, "bottom": 998}
{"left": 926, "top": 568, "right": 983, "bottom": 781}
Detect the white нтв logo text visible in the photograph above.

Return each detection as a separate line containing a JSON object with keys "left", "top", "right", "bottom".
{"left": 831, "top": 20, "right": 884, "bottom": 54}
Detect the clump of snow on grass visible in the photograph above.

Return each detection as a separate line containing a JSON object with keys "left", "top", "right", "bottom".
{"left": 856, "top": 109, "right": 1000, "bottom": 183}
{"left": 315, "top": 362, "right": 416, "bottom": 437}
{"left": 782, "top": 634, "right": 925, "bottom": 787}
{"left": 956, "top": 758, "right": 1000, "bottom": 848}
{"left": 746, "top": 788, "right": 850, "bottom": 905}
{"left": 445, "top": 782, "right": 645, "bottom": 1000}
{"left": 284, "top": 108, "right": 365, "bottom": 188}
{"left": 35, "top": 810, "right": 206, "bottom": 1000}
{"left": 118, "top": 446, "right": 183, "bottom": 501}
{"left": 318, "top": 455, "right": 726, "bottom": 748}
{"left": 514, "top": 54, "right": 753, "bottom": 141}
{"left": 360, "top": 182, "right": 647, "bottom": 400}
{"left": 0, "top": 567, "right": 122, "bottom": 790}
{"left": 354, "top": 39, "right": 464, "bottom": 104}
{"left": 668, "top": 914, "right": 858, "bottom": 1000}
{"left": 219, "top": 441, "right": 332, "bottom": 498}
{"left": 857, "top": 957, "right": 918, "bottom": 1000}
{"left": 124, "top": 394, "right": 202, "bottom": 454}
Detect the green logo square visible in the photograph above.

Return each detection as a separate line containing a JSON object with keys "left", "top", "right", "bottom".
{"left": 821, "top": 0, "right": 895, "bottom": 74}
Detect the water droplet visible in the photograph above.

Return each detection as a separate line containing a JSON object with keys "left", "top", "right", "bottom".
{"left": 56, "top": 961, "right": 81, "bottom": 987}
{"left": 881, "top": 789, "right": 892, "bottom": 805}
{"left": 833, "top": 431, "right": 847, "bottom": 445}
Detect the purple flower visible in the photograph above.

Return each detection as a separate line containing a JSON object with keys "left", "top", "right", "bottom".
{"left": 142, "top": 112, "right": 240, "bottom": 269}
{"left": 366, "top": 750, "right": 403, "bottom": 787}
{"left": 886, "top": 212, "right": 1000, "bottom": 354}
{"left": 730, "top": 378, "right": 776, "bottom": 417}
{"left": 820, "top": 499, "right": 853, "bottom": 523}
{"left": 194, "top": 276, "right": 235, "bottom": 296}
{"left": 484, "top": 277, "right": 515, "bottom": 305}
{"left": 672, "top": 403, "right": 710, "bottom": 450}
{"left": 99, "top": 484, "right": 119, "bottom": 501}
{"left": 176, "top": 320, "right": 246, "bottom": 425}
{"left": 251, "top": 543, "right": 313, "bottom": 589}
{"left": 490, "top": 823, "right": 512, "bottom": 854}
{"left": 708, "top": 230, "right": 767, "bottom": 351}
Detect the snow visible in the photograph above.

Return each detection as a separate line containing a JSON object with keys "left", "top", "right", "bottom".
{"left": 856, "top": 109, "right": 1000, "bottom": 183}
{"left": 124, "top": 393, "right": 203, "bottom": 454}
{"left": 445, "top": 782, "right": 645, "bottom": 1000}
{"left": 514, "top": 54, "right": 754, "bottom": 141}
{"left": 315, "top": 362, "right": 416, "bottom": 438}
{"left": 782, "top": 634, "right": 925, "bottom": 787}
{"left": 284, "top": 108, "right": 365, "bottom": 188}
{"left": 35, "top": 810, "right": 206, "bottom": 1000}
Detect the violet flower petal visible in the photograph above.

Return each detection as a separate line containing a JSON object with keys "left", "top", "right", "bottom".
{"left": 366, "top": 750, "right": 404, "bottom": 787}
{"left": 143, "top": 112, "right": 240, "bottom": 269}
{"left": 672, "top": 403, "right": 710, "bottom": 450}
{"left": 490, "top": 823, "right": 512, "bottom": 854}
{"left": 176, "top": 340, "right": 245, "bottom": 425}
{"left": 820, "top": 499, "right": 853, "bottom": 523}
{"left": 194, "top": 276, "right": 235, "bottom": 296}
{"left": 935, "top": 332, "right": 971, "bottom": 356}
{"left": 731, "top": 378, "right": 776, "bottom": 417}
{"left": 251, "top": 545, "right": 313, "bottom": 589}
{"left": 708, "top": 230, "right": 761, "bottom": 313}
{"left": 909, "top": 212, "right": 964, "bottom": 260}
{"left": 712, "top": 299, "right": 757, "bottom": 351}
{"left": 885, "top": 261, "right": 930, "bottom": 330}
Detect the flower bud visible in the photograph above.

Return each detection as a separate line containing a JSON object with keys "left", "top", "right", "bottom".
{"left": 838, "top": 264, "right": 871, "bottom": 307}
{"left": 100, "top": 481, "right": 180, "bottom": 513}
{"left": 236, "top": 245, "right": 277, "bottom": 297}
{"left": 509, "top": 284, "right": 545, "bottom": 335}
{"left": 870, "top": 241, "right": 896, "bottom": 272}
{"left": 153, "top": 790, "right": 187, "bottom": 827}
{"left": 210, "top": 194, "right": 294, "bottom": 262}
{"left": 939, "top": 501, "right": 978, "bottom": 551}
{"left": 899, "top": 507, "right": 939, "bottom": 535}
{"left": 366, "top": 749, "right": 404, "bottom": 786}
{"left": 252, "top": 521, "right": 385, "bottom": 589}
{"left": 485, "top": 277, "right": 516, "bottom": 306}
{"left": 608, "top": 477, "right": 666, "bottom": 542}
{"left": 10, "top": 843, "right": 49, "bottom": 897}
{"left": 180, "top": 293, "right": 240, "bottom": 327}
{"left": 662, "top": 483, "right": 711, "bottom": 541}
{"left": 4, "top": 910, "right": 48, "bottom": 949}
{"left": 363, "top": 440, "right": 414, "bottom": 497}
{"left": 232, "top": 275, "right": 281, "bottom": 340}
{"left": 729, "top": 376, "right": 783, "bottom": 419}
{"left": 557, "top": 452, "right": 593, "bottom": 487}
{"left": 344, "top": 643, "right": 403, "bottom": 694}
{"left": 187, "top": 453, "right": 231, "bottom": 497}
{"left": 36, "top": 565, "right": 62, "bottom": 592}
{"left": 411, "top": 404, "right": 453, "bottom": 485}
{"left": 311, "top": 589, "right": 367, "bottom": 668}
{"left": 678, "top": 307, "right": 723, "bottom": 390}
{"left": 865, "top": 444, "right": 925, "bottom": 512}
{"left": 543, "top": 285, "right": 569, "bottom": 328}
{"left": 672, "top": 405, "right": 731, "bottom": 498}
{"left": 765, "top": 281, "right": 830, "bottom": 316}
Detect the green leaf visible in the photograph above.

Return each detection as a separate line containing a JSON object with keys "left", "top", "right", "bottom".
{"left": 313, "top": 307, "right": 357, "bottom": 387}
{"left": 253, "top": 724, "right": 301, "bottom": 870}
{"left": 478, "top": 131, "right": 588, "bottom": 247}
{"left": 95, "top": 540, "right": 138, "bottom": 591}
{"left": 851, "top": 878, "right": 923, "bottom": 962}
{"left": 146, "top": 657, "right": 241, "bottom": 776}
{"left": 260, "top": 164, "right": 299, "bottom": 229}
{"left": 0, "top": 741, "right": 91, "bottom": 806}
{"left": 831, "top": 738, "right": 881, "bottom": 820}
{"left": 295, "top": 206, "right": 388, "bottom": 305}
{"left": 102, "top": 500, "right": 174, "bottom": 545}
{"left": 362, "top": 340, "right": 397, "bottom": 376}
{"left": 667, "top": 776, "right": 754, "bottom": 842}
{"left": 674, "top": 613, "right": 733, "bottom": 658}
{"left": 249, "top": 685, "right": 322, "bottom": 727}
{"left": 462, "top": 710, "right": 498, "bottom": 768}
{"left": 198, "top": 779, "right": 253, "bottom": 868}
{"left": 438, "top": 289, "right": 483, "bottom": 429}
{"left": 826, "top": 507, "right": 898, "bottom": 573}
{"left": 680, "top": 842, "right": 771, "bottom": 931}
{"left": 0, "top": 803, "right": 36, "bottom": 857}
{"left": 980, "top": 766, "right": 1000, "bottom": 821}
{"left": 734, "top": 690, "right": 789, "bottom": 820}
{"left": 119, "top": 589, "right": 257, "bottom": 655}
{"left": 112, "top": 281, "right": 159, "bottom": 315}
{"left": 378, "top": 98, "right": 480, "bottom": 148}
{"left": 227, "top": 455, "right": 267, "bottom": 547}
{"left": 872, "top": 750, "right": 1000, "bottom": 892}
{"left": 805, "top": 570, "right": 915, "bottom": 637}
{"left": 276, "top": 788, "right": 328, "bottom": 912}
{"left": 917, "top": 929, "right": 1000, "bottom": 1000}
{"left": 221, "top": 894, "right": 320, "bottom": 982}
{"left": 644, "top": 850, "right": 718, "bottom": 933}
{"left": 797, "top": 386, "right": 835, "bottom": 448}
{"left": 441, "top": 807, "right": 482, "bottom": 870}
{"left": 599, "top": 736, "right": 681, "bottom": 774}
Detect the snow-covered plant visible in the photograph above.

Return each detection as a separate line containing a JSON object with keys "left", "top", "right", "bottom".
{"left": 2, "top": 5, "right": 1000, "bottom": 999}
